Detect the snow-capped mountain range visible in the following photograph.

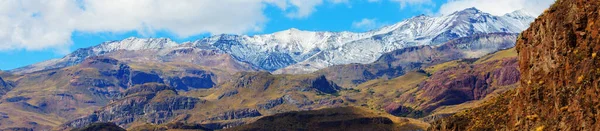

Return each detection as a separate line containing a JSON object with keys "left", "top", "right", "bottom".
{"left": 10, "top": 8, "right": 535, "bottom": 74}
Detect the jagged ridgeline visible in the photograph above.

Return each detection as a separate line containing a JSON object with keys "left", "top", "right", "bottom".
{"left": 432, "top": 0, "right": 600, "bottom": 130}
{"left": 11, "top": 8, "right": 533, "bottom": 75}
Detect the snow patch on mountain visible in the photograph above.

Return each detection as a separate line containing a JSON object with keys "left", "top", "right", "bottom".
{"left": 10, "top": 8, "right": 535, "bottom": 75}
{"left": 193, "top": 7, "right": 535, "bottom": 73}
{"left": 10, "top": 37, "right": 179, "bottom": 74}
{"left": 93, "top": 37, "right": 178, "bottom": 52}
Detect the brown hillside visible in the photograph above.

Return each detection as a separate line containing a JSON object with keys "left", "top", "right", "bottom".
{"left": 0, "top": 55, "right": 240, "bottom": 130}
{"left": 226, "top": 107, "right": 426, "bottom": 131}
{"left": 432, "top": 0, "right": 600, "bottom": 130}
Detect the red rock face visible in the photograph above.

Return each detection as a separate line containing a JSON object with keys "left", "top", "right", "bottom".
{"left": 510, "top": 0, "right": 600, "bottom": 130}
{"left": 383, "top": 57, "right": 520, "bottom": 118}
{"left": 431, "top": 0, "right": 600, "bottom": 130}
{"left": 493, "top": 59, "right": 521, "bottom": 86}
{"left": 418, "top": 58, "right": 519, "bottom": 112}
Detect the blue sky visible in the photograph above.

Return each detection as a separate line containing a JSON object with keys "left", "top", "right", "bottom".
{"left": 0, "top": 0, "right": 554, "bottom": 70}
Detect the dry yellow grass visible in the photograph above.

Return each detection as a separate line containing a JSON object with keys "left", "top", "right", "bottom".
{"left": 474, "top": 48, "right": 517, "bottom": 64}
{"left": 227, "top": 106, "right": 429, "bottom": 131}
{"left": 424, "top": 60, "right": 462, "bottom": 74}
{"left": 427, "top": 84, "right": 518, "bottom": 116}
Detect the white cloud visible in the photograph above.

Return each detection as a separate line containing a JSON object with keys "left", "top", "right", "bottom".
{"left": 352, "top": 18, "right": 380, "bottom": 30}
{"left": 329, "top": 0, "right": 350, "bottom": 4}
{"left": 439, "top": 0, "right": 555, "bottom": 16}
{"left": 390, "top": 0, "right": 432, "bottom": 9}
{"left": 285, "top": 0, "right": 325, "bottom": 18}
{"left": 265, "top": 0, "right": 351, "bottom": 19}
{"left": 78, "top": 0, "right": 272, "bottom": 36}
{"left": 0, "top": 0, "right": 79, "bottom": 51}
{"left": 0, "top": 0, "right": 341, "bottom": 52}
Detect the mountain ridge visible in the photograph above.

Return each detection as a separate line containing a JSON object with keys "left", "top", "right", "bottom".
{"left": 10, "top": 7, "right": 534, "bottom": 74}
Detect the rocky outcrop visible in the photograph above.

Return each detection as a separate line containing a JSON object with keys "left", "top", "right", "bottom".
{"left": 0, "top": 77, "right": 12, "bottom": 97}
{"left": 63, "top": 83, "right": 202, "bottom": 129}
{"left": 432, "top": 0, "right": 600, "bottom": 130}
{"left": 120, "top": 83, "right": 173, "bottom": 96}
{"left": 164, "top": 75, "right": 216, "bottom": 91}
{"left": 257, "top": 94, "right": 315, "bottom": 110}
{"left": 231, "top": 72, "right": 274, "bottom": 90}
{"left": 4, "top": 96, "right": 30, "bottom": 103}
{"left": 217, "top": 90, "right": 239, "bottom": 100}
{"left": 208, "top": 108, "right": 262, "bottom": 121}
{"left": 227, "top": 72, "right": 340, "bottom": 94}
{"left": 316, "top": 98, "right": 345, "bottom": 107}
{"left": 143, "top": 95, "right": 201, "bottom": 124}
{"left": 257, "top": 97, "right": 286, "bottom": 110}
{"left": 130, "top": 71, "right": 163, "bottom": 85}
{"left": 306, "top": 75, "right": 341, "bottom": 94}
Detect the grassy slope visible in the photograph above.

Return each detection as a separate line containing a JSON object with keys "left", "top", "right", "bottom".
{"left": 226, "top": 106, "right": 428, "bottom": 131}
{"left": 474, "top": 48, "right": 518, "bottom": 64}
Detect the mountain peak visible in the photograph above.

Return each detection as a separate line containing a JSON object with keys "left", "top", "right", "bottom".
{"left": 287, "top": 28, "right": 300, "bottom": 31}
{"left": 124, "top": 36, "right": 138, "bottom": 40}
{"left": 458, "top": 7, "right": 482, "bottom": 14}
{"left": 276, "top": 28, "right": 307, "bottom": 34}
{"left": 414, "top": 14, "right": 429, "bottom": 18}
{"left": 406, "top": 14, "right": 431, "bottom": 22}
{"left": 446, "top": 7, "right": 489, "bottom": 18}
{"left": 504, "top": 9, "right": 534, "bottom": 18}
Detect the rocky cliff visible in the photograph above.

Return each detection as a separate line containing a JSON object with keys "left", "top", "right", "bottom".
{"left": 62, "top": 83, "right": 202, "bottom": 129}
{"left": 432, "top": 0, "right": 600, "bottom": 130}
{"left": 0, "top": 76, "right": 12, "bottom": 97}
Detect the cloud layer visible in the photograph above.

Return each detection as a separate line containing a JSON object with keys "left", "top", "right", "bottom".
{"left": 1, "top": 0, "right": 276, "bottom": 51}
{"left": 352, "top": 18, "right": 381, "bottom": 30}
{"left": 391, "top": 0, "right": 433, "bottom": 9}
{"left": 0, "top": 0, "right": 348, "bottom": 51}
